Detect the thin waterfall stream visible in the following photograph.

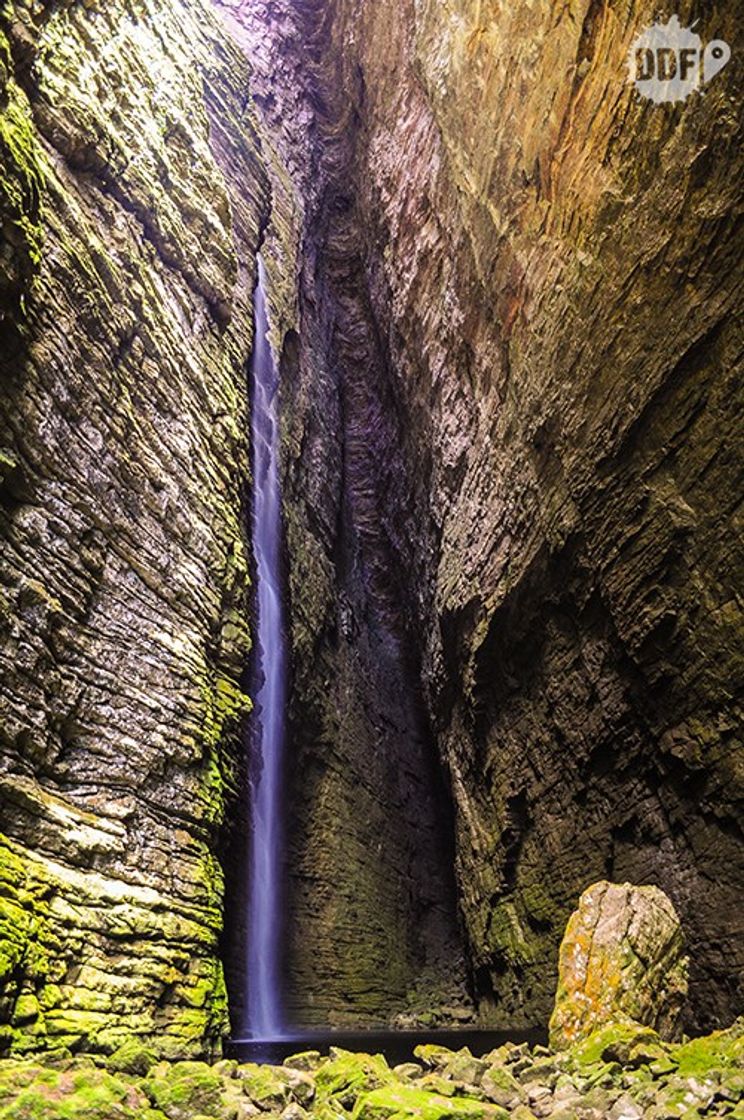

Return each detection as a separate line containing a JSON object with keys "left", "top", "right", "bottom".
{"left": 245, "top": 254, "right": 287, "bottom": 1040}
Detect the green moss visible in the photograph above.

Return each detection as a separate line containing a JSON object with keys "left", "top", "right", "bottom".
{"left": 237, "top": 1063, "right": 292, "bottom": 1109}
{"left": 11, "top": 993, "right": 41, "bottom": 1026}
{"left": 315, "top": 1050, "right": 395, "bottom": 1100}
{"left": 674, "top": 1023, "right": 744, "bottom": 1078}
{"left": 568, "top": 1022, "right": 661, "bottom": 1068}
{"left": 485, "top": 902, "right": 536, "bottom": 967}
{"left": 414, "top": 1046, "right": 458, "bottom": 1071}
{"left": 197, "top": 672, "right": 251, "bottom": 828}
{"left": 352, "top": 1085, "right": 508, "bottom": 1120}
{"left": 0, "top": 27, "right": 45, "bottom": 296}
{"left": 0, "top": 1062, "right": 149, "bottom": 1119}
{"left": 143, "top": 1061, "right": 225, "bottom": 1120}
{"left": 107, "top": 1038, "right": 159, "bottom": 1076}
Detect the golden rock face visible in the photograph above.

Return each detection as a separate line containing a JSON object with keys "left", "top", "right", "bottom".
{"left": 549, "top": 880, "right": 688, "bottom": 1049}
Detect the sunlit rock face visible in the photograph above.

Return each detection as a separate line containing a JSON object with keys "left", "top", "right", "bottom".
{"left": 230, "top": 0, "right": 743, "bottom": 1033}
{"left": 0, "top": 0, "right": 272, "bottom": 1057}
{"left": 549, "top": 881, "right": 688, "bottom": 1049}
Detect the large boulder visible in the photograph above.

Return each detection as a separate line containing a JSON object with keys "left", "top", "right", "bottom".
{"left": 549, "top": 881, "right": 688, "bottom": 1049}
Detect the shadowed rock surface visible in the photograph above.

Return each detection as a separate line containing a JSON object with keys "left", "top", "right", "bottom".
{"left": 226, "top": 0, "right": 744, "bottom": 1033}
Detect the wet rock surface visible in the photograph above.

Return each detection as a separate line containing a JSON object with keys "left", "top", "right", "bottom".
{"left": 0, "top": 1021, "right": 742, "bottom": 1120}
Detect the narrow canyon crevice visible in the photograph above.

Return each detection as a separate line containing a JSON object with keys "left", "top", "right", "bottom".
{"left": 223, "top": 0, "right": 744, "bottom": 1035}
{"left": 0, "top": 0, "right": 741, "bottom": 1061}
{"left": 218, "top": 0, "right": 473, "bottom": 1030}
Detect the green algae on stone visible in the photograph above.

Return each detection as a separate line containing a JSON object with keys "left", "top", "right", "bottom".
{"left": 0, "top": 24, "right": 45, "bottom": 312}
{"left": 236, "top": 1062, "right": 315, "bottom": 1110}
{"left": 107, "top": 1038, "right": 159, "bottom": 1077}
{"left": 352, "top": 1085, "right": 509, "bottom": 1120}
{"left": 143, "top": 1061, "right": 227, "bottom": 1120}
{"left": 550, "top": 883, "right": 688, "bottom": 1050}
{"left": 315, "top": 1050, "right": 395, "bottom": 1100}
{"left": 237, "top": 1061, "right": 293, "bottom": 1109}
{"left": 674, "top": 1018, "right": 744, "bottom": 1078}
{"left": 0, "top": 1061, "right": 151, "bottom": 1120}
{"left": 568, "top": 1022, "right": 665, "bottom": 1068}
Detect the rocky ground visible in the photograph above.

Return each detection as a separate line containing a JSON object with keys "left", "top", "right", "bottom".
{"left": 0, "top": 1019, "right": 742, "bottom": 1120}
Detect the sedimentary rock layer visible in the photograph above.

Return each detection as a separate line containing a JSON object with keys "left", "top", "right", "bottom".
{"left": 235, "top": 0, "right": 744, "bottom": 1032}
{"left": 220, "top": 0, "right": 473, "bottom": 1029}
{"left": 0, "top": 0, "right": 272, "bottom": 1057}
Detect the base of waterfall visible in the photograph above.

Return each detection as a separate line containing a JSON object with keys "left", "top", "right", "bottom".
{"left": 0, "top": 1019, "right": 742, "bottom": 1119}
{"left": 225, "top": 1029, "right": 544, "bottom": 1066}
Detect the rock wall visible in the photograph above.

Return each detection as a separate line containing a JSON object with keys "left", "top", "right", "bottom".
{"left": 1, "top": 0, "right": 742, "bottom": 1053}
{"left": 234, "top": 0, "right": 743, "bottom": 1033}
{"left": 220, "top": 0, "right": 472, "bottom": 1030}
{"left": 0, "top": 0, "right": 274, "bottom": 1057}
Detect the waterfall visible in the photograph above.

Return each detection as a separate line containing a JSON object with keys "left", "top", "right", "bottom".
{"left": 246, "top": 254, "right": 286, "bottom": 1040}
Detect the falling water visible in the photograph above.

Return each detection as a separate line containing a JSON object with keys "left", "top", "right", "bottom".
{"left": 246, "top": 254, "right": 286, "bottom": 1040}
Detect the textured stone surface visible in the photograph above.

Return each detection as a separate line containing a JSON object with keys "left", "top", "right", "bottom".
{"left": 0, "top": 0, "right": 272, "bottom": 1057}
{"left": 549, "top": 881, "right": 688, "bottom": 1049}
{"left": 1, "top": 0, "right": 742, "bottom": 1053}
{"left": 217, "top": 0, "right": 473, "bottom": 1029}
{"left": 226, "top": 0, "right": 744, "bottom": 1033}
{"left": 1, "top": 1020, "right": 744, "bottom": 1120}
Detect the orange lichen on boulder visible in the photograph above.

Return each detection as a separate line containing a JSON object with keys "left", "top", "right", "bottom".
{"left": 549, "top": 881, "right": 689, "bottom": 1050}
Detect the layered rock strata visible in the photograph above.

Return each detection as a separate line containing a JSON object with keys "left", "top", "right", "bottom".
{"left": 219, "top": 0, "right": 472, "bottom": 1028}
{"left": 1, "top": 0, "right": 741, "bottom": 1052}
{"left": 229, "top": 0, "right": 744, "bottom": 1032}
{"left": 0, "top": 0, "right": 277, "bottom": 1057}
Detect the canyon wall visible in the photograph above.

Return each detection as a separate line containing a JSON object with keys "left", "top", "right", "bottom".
{"left": 242, "top": 0, "right": 743, "bottom": 1033}
{"left": 1, "top": 0, "right": 742, "bottom": 1054}
{"left": 0, "top": 0, "right": 275, "bottom": 1057}
{"left": 221, "top": 0, "right": 472, "bottom": 1030}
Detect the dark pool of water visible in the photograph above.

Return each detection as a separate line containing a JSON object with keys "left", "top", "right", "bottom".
{"left": 225, "top": 1028, "right": 546, "bottom": 1066}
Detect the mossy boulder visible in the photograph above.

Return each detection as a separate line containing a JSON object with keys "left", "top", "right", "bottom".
{"left": 674, "top": 1017, "right": 744, "bottom": 1078}
{"left": 480, "top": 1067, "right": 524, "bottom": 1109}
{"left": 352, "top": 1085, "right": 508, "bottom": 1120}
{"left": 567, "top": 1021, "right": 665, "bottom": 1068}
{"left": 549, "top": 882, "right": 688, "bottom": 1049}
{"left": 237, "top": 1062, "right": 313, "bottom": 1110}
{"left": 440, "top": 1053, "right": 488, "bottom": 1087}
{"left": 284, "top": 1052, "right": 322, "bottom": 1072}
{"left": 315, "top": 1050, "right": 394, "bottom": 1102}
{"left": 107, "top": 1038, "right": 159, "bottom": 1077}
{"left": 0, "top": 1061, "right": 151, "bottom": 1119}
{"left": 143, "top": 1061, "right": 228, "bottom": 1120}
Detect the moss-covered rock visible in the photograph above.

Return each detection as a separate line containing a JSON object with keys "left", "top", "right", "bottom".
{"left": 0, "top": 22, "right": 45, "bottom": 320}
{"left": 0, "top": 0, "right": 274, "bottom": 1061}
{"left": 352, "top": 1085, "right": 508, "bottom": 1120}
{"left": 143, "top": 1062, "right": 227, "bottom": 1120}
{"left": 107, "top": 1039, "right": 159, "bottom": 1077}
{"left": 549, "top": 882, "right": 689, "bottom": 1049}
{"left": 315, "top": 1050, "right": 395, "bottom": 1102}
{"left": 0, "top": 1061, "right": 152, "bottom": 1119}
